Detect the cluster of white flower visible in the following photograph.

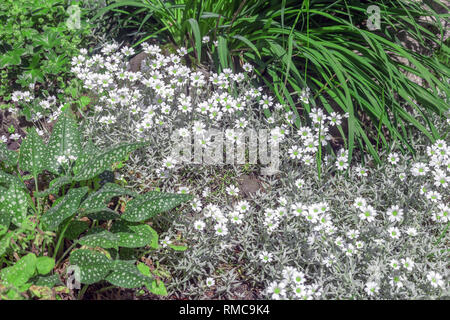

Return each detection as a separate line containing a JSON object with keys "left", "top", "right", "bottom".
{"left": 266, "top": 266, "right": 321, "bottom": 300}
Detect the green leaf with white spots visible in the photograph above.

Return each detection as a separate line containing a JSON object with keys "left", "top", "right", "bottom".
{"left": 136, "top": 263, "right": 167, "bottom": 296}
{"left": 0, "top": 143, "right": 18, "bottom": 167}
{"left": 18, "top": 128, "right": 47, "bottom": 176}
{"left": 46, "top": 113, "right": 81, "bottom": 175}
{"left": 65, "top": 220, "right": 90, "bottom": 240}
{"left": 78, "top": 227, "right": 119, "bottom": 249}
{"left": 35, "top": 175, "right": 72, "bottom": 197}
{"left": 80, "top": 208, "right": 120, "bottom": 220}
{"left": 0, "top": 170, "right": 25, "bottom": 189}
{"left": 72, "top": 140, "right": 99, "bottom": 176}
{"left": 105, "top": 260, "right": 152, "bottom": 289}
{"left": 0, "top": 236, "right": 10, "bottom": 256}
{"left": 1, "top": 183, "right": 28, "bottom": 227}
{"left": 121, "top": 192, "right": 192, "bottom": 222}
{"left": 69, "top": 249, "right": 112, "bottom": 285}
{"left": 80, "top": 183, "right": 137, "bottom": 212}
{"left": 0, "top": 253, "right": 36, "bottom": 287}
{"left": 33, "top": 274, "right": 62, "bottom": 287}
{"left": 73, "top": 142, "right": 147, "bottom": 181}
{"left": 36, "top": 257, "right": 55, "bottom": 275}
{"left": 41, "top": 187, "right": 88, "bottom": 231}
{"left": 111, "top": 221, "right": 158, "bottom": 248}
{"left": 0, "top": 199, "right": 11, "bottom": 229}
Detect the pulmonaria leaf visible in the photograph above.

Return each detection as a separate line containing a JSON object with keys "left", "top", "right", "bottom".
{"left": 80, "top": 208, "right": 120, "bottom": 221}
{"left": 41, "top": 187, "right": 88, "bottom": 231}
{"left": 46, "top": 113, "right": 81, "bottom": 175}
{"left": 0, "top": 143, "right": 18, "bottom": 167}
{"left": 111, "top": 220, "right": 159, "bottom": 248}
{"left": 78, "top": 227, "right": 119, "bottom": 249}
{"left": 0, "top": 253, "right": 37, "bottom": 287}
{"left": 69, "top": 249, "right": 112, "bottom": 285}
{"left": 0, "top": 170, "right": 25, "bottom": 190}
{"left": 32, "top": 274, "right": 62, "bottom": 288}
{"left": 121, "top": 192, "right": 192, "bottom": 222}
{"left": 72, "top": 140, "right": 99, "bottom": 176}
{"left": 35, "top": 175, "right": 72, "bottom": 198}
{"left": 65, "top": 220, "right": 90, "bottom": 240}
{"left": 79, "top": 183, "right": 137, "bottom": 212}
{"left": 1, "top": 182, "right": 28, "bottom": 227}
{"left": 105, "top": 260, "right": 152, "bottom": 289}
{"left": 19, "top": 128, "right": 47, "bottom": 177}
{"left": 36, "top": 257, "right": 55, "bottom": 275}
{"left": 73, "top": 142, "right": 147, "bottom": 182}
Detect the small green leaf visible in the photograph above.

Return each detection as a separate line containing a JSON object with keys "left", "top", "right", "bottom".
{"left": 36, "top": 257, "right": 55, "bottom": 275}
{"left": 19, "top": 128, "right": 47, "bottom": 176}
{"left": 69, "top": 249, "right": 112, "bottom": 285}
{"left": 33, "top": 274, "right": 62, "bottom": 288}
{"left": 0, "top": 143, "right": 18, "bottom": 167}
{"left": 81, "top": 208, "right": 120, "bottom": 221}
{"left": 41, "top": 187, "right": 88, "bottom": 231}
{"left": 168, "top": 244, "right": 188, "bottom": 252}
{"left": 148, "top": 279, "right": 168, "bottom": 296}
{"left": 121, "top": 192, "right": 192, "bottom": 222}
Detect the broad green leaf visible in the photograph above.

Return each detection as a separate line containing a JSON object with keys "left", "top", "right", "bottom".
{"left": 121, "top": 192, "right": 192, "bottom": 222}
{"left": 0, "top": 48, "right": 25, "bottom": 67}
{"left": 46, "top": 113, "right": 81, "bottom": 175}
{"left": 1, "top": 183, "right": 28, "bottom": 227}
{"left": 218, "top": 36, "right": 228, "bottom": 69}
{"left": 111, "top": 221, "right": 158, "bottom": 248}
{"left": 105, "top": 260, "right": 151, "bottom": 289}
{"left": 41, "top": 187, "right": 88, "bottom": 231}
{"left": 36, "top": 257, "right": 55, "bottom": 275}
{"left": 0, "top": 236, "right": 10, "bottom": 256}
{"left": 0, "top": 170, "right": 25, "bottom": 189}
{"left": 79, "top": 183, "right": 137, "bottom": 212}
{"left": 0, "top": 253, "right": 36, "bottom": 287}
{"left": 148, "top": 279, "right": 168, "bottom": 296}
{"left": 35, "top": 175, "right": 72, "bottom": 197}
{"left": 78, "top": 227, "right": 119, "bottom": 249}
{"left": 0, "top": 143, "right": 18, "bottom": 167}
{"left": 65, "top": 220, "right": 90, "bottom": 240}
{"left": 69, "top": 249, "right": 112, "bottom": 285}
{"left": 72, "top": 140, "right": 99, "bottom": 176}
{"left": 73, "top": 142, "right": 147, "bottom": 181}
{"left": 81, "top": 208, "right": 120, "bottom": 221}
{"left": 19, "top": 128, "right": 47, "bottom": 176}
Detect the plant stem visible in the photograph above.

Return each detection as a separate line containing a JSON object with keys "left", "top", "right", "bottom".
{"left": 56, "top": 242, "right": 77, "bottom": 267}
{"left": 53, "top": 219, "right": 71, "bottom": 259}
{"left": 78, "top": 284, "right": 89, "bottom": 300}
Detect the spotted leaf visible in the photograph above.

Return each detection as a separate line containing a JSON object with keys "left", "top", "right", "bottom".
{"left": 111, "top": 221, "right": 158, "bottom": 248}
{"left": 0, "top": 182, "right": 28, "bottom": 227}
{"left": 78, "top": 227, "right": 119, "bottom": 249}
{"left": 0, "top": 253, "right": 36, "bottom": 287}
{"left": 0, "top": 170, "right": 25, "bottom": 189}
{"left": 73, "top": 142, "right": 147, "bottom": 181}
{"left": 46, "top": 113, "right": 81, "bottom": 175}
{"left": 35, "top": 175, "right": 72, "bottom": 198}
{"left": 65, "top": 220, "right": 90, "bottom": 240}
{"left": 105, "top": 260, "right": 152, "bottom": 289}
{"left": 69, "top": 249, "right": 112, "bottom": 285}
{"left": 36, "top": 256, "right": 55, "bottom": 275}
{"left": 18, "top": 128, "right": 47, "bottom": 176}
{"left": 121, "top": 192, "right": 192, "bottom": 222}
{"left": 80, "top": 183, "right": 137, "bottom": 212}
{"left": 41, "top": 187, "right": 88, "bottom": 231}
{"left": 0, "top": 143, "right": 18, "bottom": 167}
{"left": 72, "top": 140, "right": 99, "bottom": 176}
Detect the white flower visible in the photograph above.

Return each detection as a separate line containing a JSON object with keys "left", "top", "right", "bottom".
{"left": 387, "top": 226, "right": 401, "bottom": 240}
{"left": 386, "top": 205, "right": 403, "bottom": 223}
{"left": 411, "top": 162, "right": 429, "bottom": 176}
{"left": 387, "top": 152, "right": 400, "bottom": 165}
{"left": 294, "top": 178, "right": 305, "bottom": 189}
{"left": 426, "top": 190, "right": 441, "bottom": 203}
{"left": 353, "top": 197, "right": 367, "bottom": 210}
{"left": 194, "top": 220, "right": 206, "bottom": 231}
{"left": 401, "top": 258, "right": 414, "bottom": 271}
{"left": 427, "top": 271, "right": 444, "bottom": 288}
{"left": 389, "top": 259, "right": 400, "bottom": 270}
{"left": 206, "top": 277, "right": 215, "bottom": 287}
{"left": 236, "top": 200, "right": 250, "bottom": 213}
{"left": 365, "top": 281, "right": 379, "bottom": 296}
{"left": 226, "top": 185, "right": 239, "bottom": 196}
{"left": 259, "top": 251, "right": 273, "bottom": 263}
{"left": 228, "top": 211, "right": 243, "bottom": 224}
{"left": 359, "top": 205, "right": 377, "bottom": 222}
{"left": 266, "top": 281, "right": 287, "bottom": 300}
{"left": 405, "top": 227, "right": 418, "bottom": 236}
{"left": 214, "top": 223, "right": 228, "bottom": 236}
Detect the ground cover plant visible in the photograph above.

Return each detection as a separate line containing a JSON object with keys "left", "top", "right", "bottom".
{"left": 0, "top": 0, "right": 448, "bottom": 301}
{"left": 93, "top": 0, "right": 450, "bottom": 162}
